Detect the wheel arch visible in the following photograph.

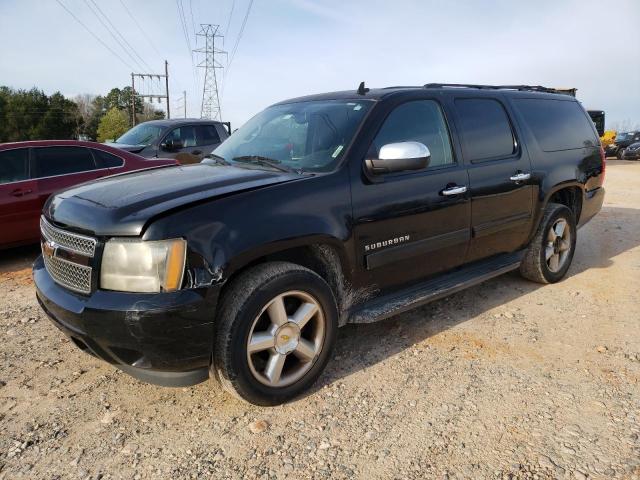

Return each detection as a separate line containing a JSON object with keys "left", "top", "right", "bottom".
{"left": 219, "top": 238, "right": 360, "bottom": 326}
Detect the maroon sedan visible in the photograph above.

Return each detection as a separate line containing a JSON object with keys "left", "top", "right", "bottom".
{"left": 0, "top": 140, "right": 178, "bottom": 249}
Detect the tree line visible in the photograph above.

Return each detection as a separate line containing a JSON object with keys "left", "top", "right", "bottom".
{"left": 0, "top": 86, "right": 165, "bottom": 143}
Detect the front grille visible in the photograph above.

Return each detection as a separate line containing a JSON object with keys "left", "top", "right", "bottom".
{"left": 42, "top": 253, "right": 92, "bottom": 294}
{"left": 40, "top": 216, "right": 96, "bottom": 295}
{"left": 40, "top": 217, "right": 96, "bottom": 257}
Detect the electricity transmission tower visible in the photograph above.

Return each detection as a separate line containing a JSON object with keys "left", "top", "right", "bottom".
{"left": 194, "top": 24, "right": 226, "bottom": 120}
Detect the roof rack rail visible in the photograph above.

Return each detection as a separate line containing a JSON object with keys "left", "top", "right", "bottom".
{"left": 423, "top": 83, "right": 563, "bottom": 94}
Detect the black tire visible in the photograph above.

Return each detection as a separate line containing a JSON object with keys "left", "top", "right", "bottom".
{"left": 617, "top": 148, "right": 624, "bottom": 159}
{"left": 213, "top": 261, "right": 338, "bottom": 406}
{"left": 519, "top": 203, "right": 577, "bottom": 284}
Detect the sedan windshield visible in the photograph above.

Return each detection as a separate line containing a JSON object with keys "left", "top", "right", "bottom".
{"left": 115, "top": 123, "right": 164, "bottom": 146}
{"left": 210, "top": 100, "right": 373, "bottom": 173}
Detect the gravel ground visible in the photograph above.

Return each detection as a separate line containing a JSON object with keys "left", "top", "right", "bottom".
{"left": 1, "top": 161, "right": 639, "bottom": 480}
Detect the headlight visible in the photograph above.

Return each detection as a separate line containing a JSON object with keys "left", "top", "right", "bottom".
{"left": 101, "top": 238, "right": 186, "bottom": 293}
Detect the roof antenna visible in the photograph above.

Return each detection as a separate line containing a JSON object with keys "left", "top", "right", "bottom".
{"left": 357, "top": 81, "right": 369, "bottom": 95}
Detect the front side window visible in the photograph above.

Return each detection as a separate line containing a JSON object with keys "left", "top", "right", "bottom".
{"left": 165, "top": 126, "right": 197, "bottom": 147}
{"left": 211, "top": 100, "right": 374, "bottom": 173}
{"left": 115, "top": 123, "right": 164, "bottom": 146}
{"left": 372, "top": 100, "right": 454, "bottom": 168}
{"left": 33, "top": 147, "right": 96, "bottom": 178}
{"left": 0, "top": 148, "right": 29, "bottom": 184}
{"left": 455, "top": 98, "right": 516, "bottom": 162}
{"left": 196, "top": 125, "right": 221, "bottom": 146}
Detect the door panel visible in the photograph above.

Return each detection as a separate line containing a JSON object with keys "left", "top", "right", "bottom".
{"left": 453, "top": 97, "right": 534, "bottom": 261}
{"left": 0, "top": 148, "right": 40, "bottom": 246}
{"left": 351, "top": 99, "right": 471, "bottom": 293}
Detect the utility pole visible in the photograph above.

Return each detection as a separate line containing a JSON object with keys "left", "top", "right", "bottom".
{"left": 183, "top": 91, "right": 187, "bottom": 118}
{"left": 194, "top": 24, "right": 226, "bottom": 120}
{"left": 130, "top": 60, "right": 170, "bottom": 126}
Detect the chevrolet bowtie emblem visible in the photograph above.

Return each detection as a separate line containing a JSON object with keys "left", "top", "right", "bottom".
{"left": 42, "top": 240, "right": 57, "bottom": 258}
{"left": 281, "top": 335, "right": 290, "bottom": 341}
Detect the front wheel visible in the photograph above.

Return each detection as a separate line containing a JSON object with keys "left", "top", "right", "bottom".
{"left": 617, "top": 148, "right": 625, "bottom": 159}
{"left": 213, "top": 262, "right": 338, "bottom": 405}
{"left": 520, "top": 203, "right": 577, "bottom": 284}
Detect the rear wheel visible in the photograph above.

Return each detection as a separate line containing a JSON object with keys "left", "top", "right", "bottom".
{"left": 213, "top": 262, "right": 338, "bottom": 405}
{"left": 520, "top": 203, "right": 577, "bottom": 284}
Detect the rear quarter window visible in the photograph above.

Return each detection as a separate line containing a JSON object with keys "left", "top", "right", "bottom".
{"left": 93, "top": 149, "right": 125, "bottom": 168}
{"left": 513, "top": 99, "right": 598, "bottom": 152}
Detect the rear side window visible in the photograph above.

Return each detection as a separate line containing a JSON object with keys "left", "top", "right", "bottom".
{"left": 373, "top": 100, "right": 454, "bottom": 168}
{"left": 513, "top": 99, "right": 598, "bottom": 151}
{"left": 0, "top": 148, "right": 29, "bottom": 184}
{"left": 455, "top": 98, "right": 516, "bottom": 162}
{"left": 93, "top": 149, "right": 124, "bottom": 168}
{"left": 33, "top": 147, "right": 96, "bottom": 178}
{"left": 196, "top": 125, "right": 221, "bottom": 146}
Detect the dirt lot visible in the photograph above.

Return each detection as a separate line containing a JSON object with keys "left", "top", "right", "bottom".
{"left": 1, "top": 161, "right": 639, "bottom": 480}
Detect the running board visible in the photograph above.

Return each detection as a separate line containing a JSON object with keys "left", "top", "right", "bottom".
{"left": 347, "top": 251, "right": 524, "bottom": 325}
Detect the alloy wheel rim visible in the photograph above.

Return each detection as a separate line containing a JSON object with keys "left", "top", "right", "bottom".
{"left": 545, "top": 218, "right": 571, "bottom": 273}
{"left": 246, "top": 290, "right": 325, "bottom": 388}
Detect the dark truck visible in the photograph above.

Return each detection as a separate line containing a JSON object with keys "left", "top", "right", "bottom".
{"left": 34, "top": 83, "right": 605, "bottom": 405}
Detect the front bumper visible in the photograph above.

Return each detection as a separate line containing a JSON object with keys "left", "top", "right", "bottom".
{"left": 622, "top": 150, "right": 640, "bottom": 160}
{"left": 34, "top": 255, "right": 220, "bottom": 387}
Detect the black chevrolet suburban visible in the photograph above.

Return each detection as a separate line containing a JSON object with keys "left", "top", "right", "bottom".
{"left": 34, "top": 83, "right": 605, "bottom": 405}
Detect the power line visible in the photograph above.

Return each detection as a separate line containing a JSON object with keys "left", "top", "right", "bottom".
{"left": 227, "top": 0, "right": 254, "bottom": 70}
{"left": 55, "top": 0, "right": 135, "bottom": 71}
{"left": 118, "top": 0, "right": 163, "bottom": 62}
{"left": 83, "top": 0, "right": 146, "bottom": 71}
{"left": 224, "top": 0, "right": 235, "bottom": 39}
{"left": 189, "top": 0, "right": 197, "bottom": 35}
{"left": 88, "top": 0, "right": 154, "bottom": 72}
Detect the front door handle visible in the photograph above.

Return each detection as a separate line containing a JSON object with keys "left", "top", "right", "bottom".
{"left": 10, "top": 188, "right": 32, "bottom": 197}
{"left": 510, "top": 172, "right": 531, "bottom": 182}
{"left": 442, "top": 185, "right": 467, "bottom": 196}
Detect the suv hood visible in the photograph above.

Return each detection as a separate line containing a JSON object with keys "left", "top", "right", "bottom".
{"left": 45, "top": 164, "right": 300, "bottom": 236}
{"left": 105, "top": 142, "right": 146, "bottom": 153}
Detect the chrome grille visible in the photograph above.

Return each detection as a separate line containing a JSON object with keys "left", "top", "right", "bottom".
{"left": 40, "top": 216, "right": 96, "bottom": 257}
{"left": 42, "top": 253, "right": 92, "bottom": 294}
{"left": 40, "top": 216, "right": 96, "bottom": 295}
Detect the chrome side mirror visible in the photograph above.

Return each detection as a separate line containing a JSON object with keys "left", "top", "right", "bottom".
{"left": 365, "top": 141, "right": 431, "bottom": 175}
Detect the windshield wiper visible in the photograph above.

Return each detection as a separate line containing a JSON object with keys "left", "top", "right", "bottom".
{"left": 204, "top": 153, "right": 231, "bottom": 165}
{"left": 232, "top": 155, "right": 298, "bottom": 173}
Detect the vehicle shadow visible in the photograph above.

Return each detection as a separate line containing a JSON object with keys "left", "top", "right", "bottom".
{"left": 0, "top": 244, "right": 40, "bottom": 276}
{"left": 309, "top": 204, "right": 640, "bottom": 394}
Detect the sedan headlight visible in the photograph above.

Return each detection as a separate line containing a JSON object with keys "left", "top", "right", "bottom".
{"left": 101, "top": 238, "right": 186, "bottom": 293}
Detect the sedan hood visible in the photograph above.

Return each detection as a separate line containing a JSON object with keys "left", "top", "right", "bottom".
{"left": 105, "top": 142, "right": 146, "bottom": 153}
{"left": 45, "top": 164, "right": 300, "bottom": 236}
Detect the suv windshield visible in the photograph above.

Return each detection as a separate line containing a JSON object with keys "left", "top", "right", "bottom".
{"left": 616, "top": 132, "right": 633, "bottom": 142}
{"left": 210, "top": 100, "right": 373, "bottom": 173}
{"left": 115, "top": 123, "right": 164, "bottom": 145}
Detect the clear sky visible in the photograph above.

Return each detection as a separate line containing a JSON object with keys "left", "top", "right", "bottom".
{"left": 1, "top": 0, "right": 639, "bottom": 129}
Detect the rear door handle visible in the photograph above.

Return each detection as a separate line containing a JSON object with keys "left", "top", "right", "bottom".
{"left": 510, "top": 172, "right": 531, "bottom": 182}
{"left": 442, "top": 185, "right": 467, "bottom": 196}
{"left": 10, "top": 188, "right": 32, "bottom": 197}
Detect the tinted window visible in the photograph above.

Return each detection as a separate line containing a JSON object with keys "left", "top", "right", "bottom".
{"left": 33, "top": 147, "right": 96, "bottom": 178}
{"left": 514, "top": 99, "right": 598, "bottom": 151}
{"left": 0, "top": 149, "right": 29, "bottom": 184}
{"left": 455, "top": 98, "right": 516, "bottom": 161}
{"left": 373, "top": 100, "right": 454, "bottom": 168}
{"left": 196, "top": 125, "right": 220, "bottom": 146}
{"left": 165, "top": 126, "right": 197, "bottom": 148}
{"left": 93, "top": 149, "right": 124, "bottom": 168}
